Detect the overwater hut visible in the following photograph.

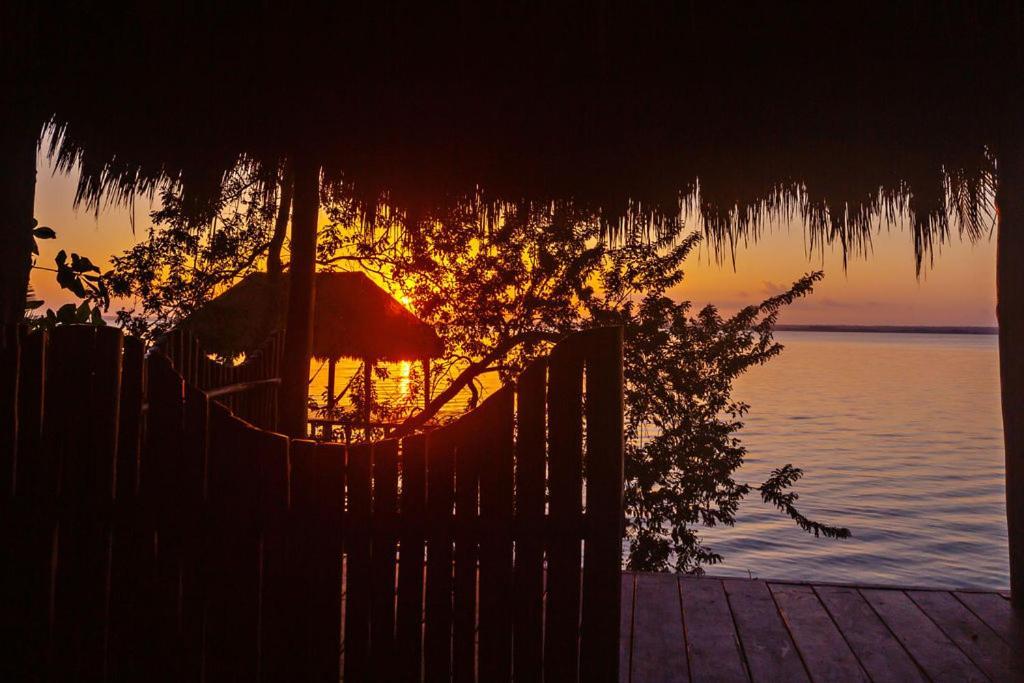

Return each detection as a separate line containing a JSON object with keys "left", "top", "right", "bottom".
{"left": 178, "top": 271, "right": 443, "bottom": 436}
{"left": 5, "top": 0, "right": 1024, "bottom": 611}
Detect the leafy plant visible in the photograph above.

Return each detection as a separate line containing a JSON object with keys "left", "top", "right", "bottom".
{"left": 25, "top": 221, "right": 109, "bottom": 331}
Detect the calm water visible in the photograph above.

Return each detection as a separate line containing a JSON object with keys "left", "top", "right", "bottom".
{"left": 316, "top": 331, "right": 1008, "bottom": 589}
{"left": 701, "top": 331, "right": 1008, "bottom": 589}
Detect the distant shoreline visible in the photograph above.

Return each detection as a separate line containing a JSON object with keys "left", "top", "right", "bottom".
{"left": 776, "top": 324, "right": 998, "bottom": 335}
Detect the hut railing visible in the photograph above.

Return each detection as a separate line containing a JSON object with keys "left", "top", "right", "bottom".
{"left": 0, "top": 324, "right": 624, "bottom": 682}
{"left": 159, "top": 327, "right": 283, "bottom": 430}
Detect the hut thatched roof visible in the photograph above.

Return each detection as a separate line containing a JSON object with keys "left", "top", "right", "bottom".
{"left": 10, "top": 2, "right": 1021, "bottom": 261}
{"left": 178, "top": 272, "right": 443, "bottom": 362}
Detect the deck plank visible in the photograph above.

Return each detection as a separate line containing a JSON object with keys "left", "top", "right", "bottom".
{"left": 722, "top": 579, "right": 808, "bottom": 683}
{"left": 678, "top": 578, "right": 748, "bottom": 682}
{"left": 907, "top": 590, "right": 1024, "bottom": 681}
{"left": 813, "top": 585, "right": 925, "bottom": 683}
{"left": 954, "top": 591, "right": 1024, "bottom": 647}
{"left": 860, "top": 589, "right": 986, "bottom": 682}
{"left": 631, "top": 573, "right": 689, "bottom": 683}
{"left": 768, "top": 583, "right": 868, "bottom": 682}
{"left": 620, "top": 573, "right": 636, "bottom": 683}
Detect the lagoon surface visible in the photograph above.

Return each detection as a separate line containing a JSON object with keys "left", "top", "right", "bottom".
{"left": 702, "top": 331, "right": 1007, "bottom": 589}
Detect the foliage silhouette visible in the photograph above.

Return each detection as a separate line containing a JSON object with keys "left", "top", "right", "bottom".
{"left": 319, "top": 200, "right": 850, "bottom": 571}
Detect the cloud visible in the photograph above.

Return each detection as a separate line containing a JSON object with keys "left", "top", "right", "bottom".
{"left": 806, "top": 297, "right": 883, "bottom": 309}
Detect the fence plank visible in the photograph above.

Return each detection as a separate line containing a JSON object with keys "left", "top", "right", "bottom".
{"left": 257, "top": 428, "right": 291, "bottom": 682}
{"left": 453, "top": 417, "right": 480, "bottom": 683}
{"left": 513, "top": 359, "right": 546, "bottom": 683}
{"left": 20, "top": 328, "right": 59, "bottom": 678}
{"left": 286, "top": 439, "right": 345, "bottom": 681}
{"left": 396, "top": 434, "right": 427, "bottom": 683}
{"left": 1, "top": 329, "right": 46, "bottom": 680}
{"left": 545, "top": 340, "right": 585, "bottom": 683}
{"left": 344, "top": 442, "right": 373, "bottom": 681}
{"left": 145, "top": 351, "right": 189, "bottom": 678}
{"left": 50, "top": 326, "right": 122, "bottom": 679}
{"left": 424, "top": 426, "right": 456, "bottom": 683}
{"left": 116, "top": 337, "right": 144, "bottom": 501}
{"left": 0, "top": 325, "right": 18, "bottom": 500}
{"left": 581, "top": 327, "right": 625, "bottom": 682}
{"left": 177, "top": 383, "right": 210, "bottom": 681}
{"left": 108, "top": 337, "right": 153, "bottom": 682}
{"left": 286, "top": 439, "right": 317, "bottom": 680}
{"left": 371, "top": 439, "right": 400, "bottom": 680}
{"left": 46, "top": 325, "right": 95, "bottom": 678}
{"left": 14, "top": 329, "right": 46, "bottom": 497}
{"left": 479, "top": 387, "right": 515, "bottom": 682}
{"left": 205, "top": 404, "right": 262, "bottom": 680}
{"left": 312, "top": 441, "right": 346, "bottom": 681}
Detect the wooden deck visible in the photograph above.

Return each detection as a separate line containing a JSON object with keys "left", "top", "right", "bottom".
{"left": 621, "top": 573, "right": 1023, "bottom": 682}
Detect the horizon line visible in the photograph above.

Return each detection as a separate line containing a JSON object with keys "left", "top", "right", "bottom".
{"left": 776, "top": 324, "right": 998, "bottom": 335}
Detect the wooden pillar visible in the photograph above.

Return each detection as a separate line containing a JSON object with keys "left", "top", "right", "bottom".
{"left": 0, "top": 114, "right": 38, "bottom": 326}
{"left": 326, "top": 359, "right": 337, "bottom": 412}
{"left": 422, "top": 358, "right": 431, "bottom": 411}
{"left": 278, "top": 152, "right": 319, "bottom": 437}
{"left": 363, "top": 359, "right": 372, "bottom": 440}
{"left": 998, "top": 137, "right": 1024, "bottom": 608}
{"left": 324, "top": 358, "right": 337, "bottom": 442}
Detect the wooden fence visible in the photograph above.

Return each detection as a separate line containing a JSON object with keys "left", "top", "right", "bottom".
{"left": 160, "top": 327, "right": 283, "bottom": 431}
{"left": 0, "top": 324, "right": 624, "bottom": 682}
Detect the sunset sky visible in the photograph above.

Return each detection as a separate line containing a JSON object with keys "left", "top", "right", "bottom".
{"left": 30, "top": 149, "right": 998, "bottom": 327}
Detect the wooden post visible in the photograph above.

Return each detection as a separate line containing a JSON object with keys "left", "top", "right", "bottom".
{"left": 278, "top": 152, "right": 319, "bottom": 438}
{"left": 363, "top": 359, "right": 372, "bottom": 440}
{"left": 513, "top": 359, "right": 547, "bottom": 681}
{"left": 326, "top": 358, "right": 336, "bottom": 413}
{"left": 580, "top": 327, "right": 625, "bottom": 681}
{"left": 544, "top": 339, "right": 585, "bottom": 683}
{"left": 998, "top": 137, "right": 1024, "bottom": 609}
{"left": 422, "top": 358, "right": 431, "bottom": 411}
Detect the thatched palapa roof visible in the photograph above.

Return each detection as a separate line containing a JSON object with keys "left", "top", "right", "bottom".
{"left": 179, "top": 272, "right": 443, "bottom": 362}
{"left": 9, "top": 2, "right": 1021, "bottom": 262}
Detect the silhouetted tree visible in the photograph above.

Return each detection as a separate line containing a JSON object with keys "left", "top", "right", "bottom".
{"left": 105, "top": 166, "right": 282, "bottom": 344}
{"left": 319, "top": 200, "right": 850, "bottom": 571}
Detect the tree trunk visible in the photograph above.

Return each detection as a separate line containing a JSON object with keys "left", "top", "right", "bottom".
{"left": 278, "top": 154, "right": 319, "bottom": 437}
{"left": 266, "top": 162, "right": 293, "bottom": 278}
{"left": 998, "top": 138, "right": 1024, "bottom": 608}
{"left": 0, "top": 115, "right": 38, "bottom": 325}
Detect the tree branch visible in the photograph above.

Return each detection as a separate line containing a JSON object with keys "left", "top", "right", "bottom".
{"left": 388, "top": 330, "right": 562, "bottom": 439}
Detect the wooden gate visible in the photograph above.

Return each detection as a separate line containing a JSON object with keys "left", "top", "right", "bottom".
{"left": 0, "top": 324, "right": 623, "bottom": 682}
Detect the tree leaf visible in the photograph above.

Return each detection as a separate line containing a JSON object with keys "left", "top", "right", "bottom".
{"left": 56, "top": 303, "right": 77, "bottom": 324}
{"left": 77, "top": 256, "right": 101, "bottom": 273}
{"left": 55, "top": 250, "right": 67, "bottom": 266}
{"left": 32, "top": 226, "right": 56, "bottom": 239}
